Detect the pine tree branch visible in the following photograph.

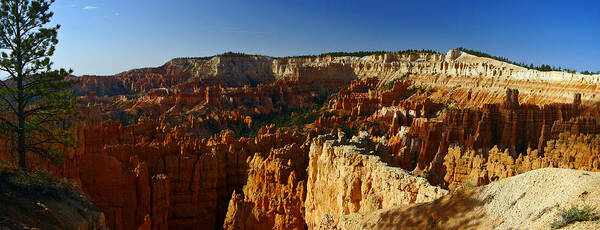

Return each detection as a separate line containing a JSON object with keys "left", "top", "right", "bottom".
{"left": 0, "top": 115, "right": 17, "bottom": 130}
{"left": 0, "top": 30, "right": 16, "bottom": 51}
{"left": 0, "top": 79, "right": 18, "bottom": 102}
{"left": 0, "top": 63, "right": 18, "bottom": 78}
{"left": 24, "top": 104, "right": 58, "bottom": 117}
{"left": 0, "top": 93, "right": 17, "bottom": 113}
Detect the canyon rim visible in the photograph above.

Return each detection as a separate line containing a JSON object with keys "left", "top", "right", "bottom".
{"left": 0, "top": 1, "right": 599, "bottom": 230}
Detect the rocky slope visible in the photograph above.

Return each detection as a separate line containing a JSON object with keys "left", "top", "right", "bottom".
{"left": 328, "top": 168, "right": 600, "bottom": 230}
{"left": 305, "top": 132, "right": 448, "bottom": 228}
{"left": 0, "top": 166, "right": 107, "bottom": 230}
{"left": 1, "top": 49, "right": 600, "bottom": 229}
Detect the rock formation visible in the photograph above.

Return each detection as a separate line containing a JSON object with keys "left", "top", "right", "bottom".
{"left": 441, "top": 131, "right": 600, "bottom": 190}
{"left": 2, "top": 49, "right": 600, "bottom": 229}
{"left": 305, "top": 132, "right": 448, "bottom": 227}
{"left": 327, "top": 168, "right": 600, "bottom": 230}
{"left": 169, "top": 54, "right": 276, "bottom": 87}
{"left": 77, "top": 50, "right": 600, "bottom": 106}
{"left": 223, "top": 142, "right": 309, "bottom": 230}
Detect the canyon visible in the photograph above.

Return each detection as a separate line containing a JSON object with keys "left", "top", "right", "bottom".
{"left": 2, "top": 49, "right": 600, "bottom": 229}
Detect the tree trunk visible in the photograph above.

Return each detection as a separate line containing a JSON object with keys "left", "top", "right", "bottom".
{"left": 17, "top": 72, "right": 25, "bottom": 169}
{"left": 15, "top": 2, "right": 25, "bottom": 170}
{"left": 17, "top": 116, "right": 25, "bottom": 169}
{"left": 17, "top": 64, "right": 25, "bottom": 169}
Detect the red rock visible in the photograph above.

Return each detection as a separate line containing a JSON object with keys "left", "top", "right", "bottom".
{"left": 2, "top": 52, "right": 600, "bottom": 230}
{"left": 223, "top": 142, "right": 309, "bottom": 230}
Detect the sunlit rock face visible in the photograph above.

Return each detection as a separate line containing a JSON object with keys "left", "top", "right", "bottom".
{"left": 2, "top": 50, "right": 600, "bottom": 229}
{"left": 304, "top": 132, "right": 448, "bottom": 228}
{"left": 323, "top": 168, "right": 600, "bottom": 230}
{"left": 168, "top": 54, "right": 276, "bottom": 87}
{"left": 78, "top": 50, "right": 600, "bottom": 105}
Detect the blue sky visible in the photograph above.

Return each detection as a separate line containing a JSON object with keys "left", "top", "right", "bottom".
{"left": 50, "top": 0, "right": 600, "bottom": 75}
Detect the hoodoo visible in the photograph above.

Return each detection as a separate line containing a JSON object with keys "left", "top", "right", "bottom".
{"left": 1, "top": 1, "right": 597, "bottom": 229}
{"left": 2, "top": 49, "right": 600, "bottom": 229}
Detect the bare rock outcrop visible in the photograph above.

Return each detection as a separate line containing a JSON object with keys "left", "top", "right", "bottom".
{"left": 330, "top": 168, "right": 600, "bottom": 230}
{"left": 305, "top": 132, "right": 448, "bottom": 227}
{"left": 169, "top": 54, "right": 276, "bottom": 87}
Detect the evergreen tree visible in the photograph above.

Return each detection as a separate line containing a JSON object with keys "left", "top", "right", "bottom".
{"left": 0, "top": 0, "right": 77, "bottom": 169}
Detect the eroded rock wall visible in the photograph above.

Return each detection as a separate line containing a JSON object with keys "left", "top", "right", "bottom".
{"left": 169, "top": 54, "right": 276, "bottom": 87}
{"left": 305, "top": 132, "right": 448, "bottom": 227}
{"left": 4, "top": 49, "right": 600, "bottom": 230}
{"left": 223, "top": 142, "right": 310, "bottom": 230}
{"left": 77, "top": 50, "right": 600, "bottom": 106}
{"left": 442, "top": 132, "right": 600, "bottom": 189}
{"left": 38, "top": 117, "right": 309, "bottom": 230}
{"left": 271, "top": 51, "right": 600, "bottom": 106}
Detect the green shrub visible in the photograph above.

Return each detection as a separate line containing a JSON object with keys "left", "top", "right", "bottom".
{"left": 550, "top": 205, "right": 599, "bottom": 229}
{"left": 232, "top": 106, "right": 322, "bottom": 138}
{"left": 384, "top": 73, "right": 410, "bottom": 90}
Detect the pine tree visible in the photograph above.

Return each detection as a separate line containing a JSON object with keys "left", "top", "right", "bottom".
{"left": 0, "top": 0, "right": 77, "bottom": 169}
